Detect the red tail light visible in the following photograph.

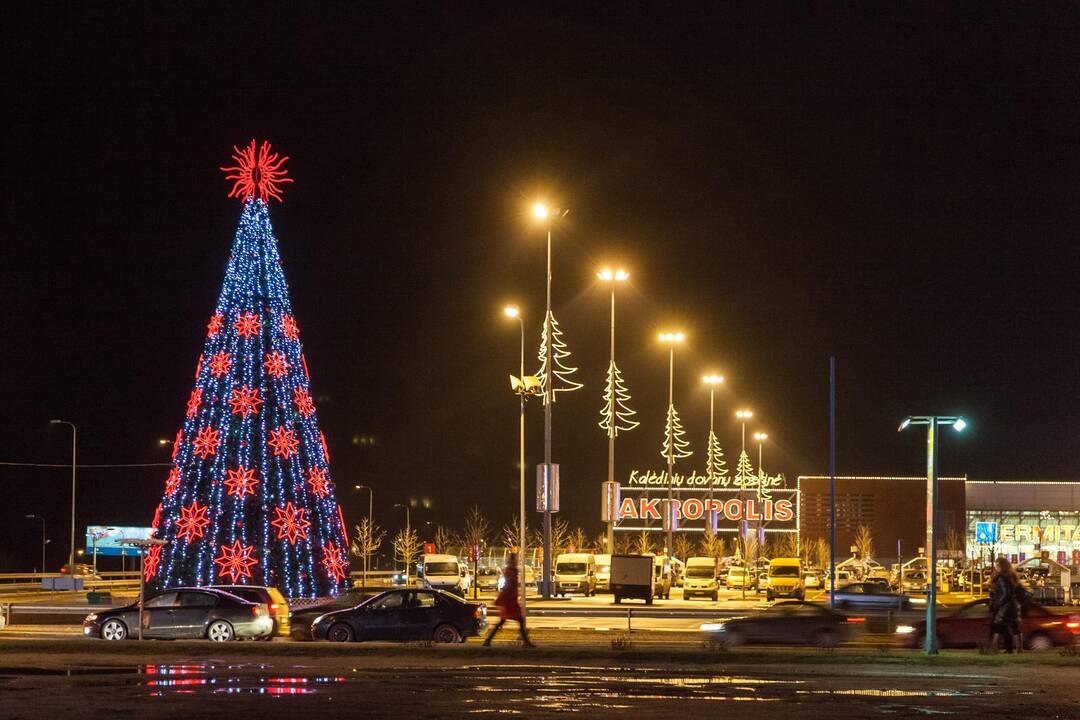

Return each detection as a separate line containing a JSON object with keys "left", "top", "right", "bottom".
{"left": 846, "top": 616, "right": 866, "bottom": 623}
{"left": 474, "top": 605, "right": 485, "bottom": 618}
{"left": 252, "top": 605, "right": 264, "bottom": 617}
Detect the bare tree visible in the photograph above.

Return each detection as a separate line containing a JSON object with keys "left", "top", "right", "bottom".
{"left": 614, "top": 533, "right": 633, "bottom": 554}
{"left": 501, "top": 514, "right": 526, "bottom": 553}
{"left": 392, "top": 526, "right": 421, "bottom": 584}
{"left": 814, "top": 537, "right": 830, "bottom": 570}
{"left": 462, "top": 506, "right": 491, "bottom": 598}
{"left": 699, "top": 532, "right": 726, "bottom": 561}
{"left": 550, "top": 517, "right": 571, "bottom": 554}
{"left": 433, "top": 525, "right": 459, "bottom": 556}
{"left": 568, "top": 527, "right": 588, "bottom": 554}
{"left": 800, "top": 536, "right": 816, "bottom": 563}
{"left": 634, "top": 529, "right": 653, "bottom": 555}
{"left": 853, "top": 525, "right": 875, "bottom": 561}
{"left": 590, "top": 532, "right": 608, "bottom": 554}
{"left": 777, "top": 532, "right": 801, "bottom": 559}
{"left": 350, "top": 517, "right": 385, "bottom": 589}
{"left": 673, "top": 534, "right": 694, "bottom": 561}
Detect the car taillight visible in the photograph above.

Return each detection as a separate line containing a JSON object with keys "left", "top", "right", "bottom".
{"left": 252, "top": 606, "right": 263, "bottom": 617}
{"left": 846, "top": 617, "right": 866, "bottom": 623}
{"left": 1066, "top": 619, "right": 1079, "bottom": 631}
{"left": 269, "top": 603, "right": 279, "bottom": 613}
{"left": 475, "top": 605, "right": 485, "bottom": 618}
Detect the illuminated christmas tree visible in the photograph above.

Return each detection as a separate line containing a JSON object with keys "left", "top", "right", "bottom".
{"left": 598, "top": 360, "right": 639, "bottom": 437}
{"left": 535, "top": 311, "right": 583, "bottom": 402}
{"left": 734, "top": 450, "right": 756, "bottom": 487}
{"left": 660, "top": 403, "right": 693, "bottom": 461}
{"left": 705, "top": 431, "right": 728, "bottom": 482}
{"left": 149, "top": 140, "right": 349, "bottom": 598}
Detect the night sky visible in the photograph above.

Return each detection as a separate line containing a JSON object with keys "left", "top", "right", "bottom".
{"left": 3, "top": 5, "right": 1079, "bottom": 570}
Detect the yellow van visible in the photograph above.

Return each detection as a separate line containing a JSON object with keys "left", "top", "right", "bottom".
{"left": 766, "top": 557, "right": 804, "bottom": 601}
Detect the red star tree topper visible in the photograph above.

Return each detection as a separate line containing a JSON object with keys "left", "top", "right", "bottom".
{"left": 307, "top": 466, "right": 330, "bottom": 498}
{"left": 321, "top": 541, "right": 348, "bottom": 583}
{"left": 234, "top": 311, "right": 262, "bottom": 338}
{"left": 293, "top": 387, "right": 316, "bottom": 417}
{"left": 223, "top": 466, "right": 260, "bottom": 499}
{"left": 143, "top": 544, "right": 163, "bottom": 581}
{"left": 271, "top": 502, "right": 311, "bottom": 545}
{"left": 214, "top": 540, "right": 258, "bottom": 583}
{"left": 186, "top": 387, "right": 202, "bottom": 418}
{"left": 207, "top": 313, "right": 223, "bottom": 338}
{"left": 220, "top": 139, "right": 293, "bottom": 203}
{"left": 175, "top": 500, "right": 210, "bottom": 542}
{"left": 281, "top": 313, "right": 300, "bottom": 340}
{"left": 192, "top": 426, "right": 221, "bottom": 459}
{"left": 208, "top": 351, "right": 232, "bottom": 377}
{"left": 268, "top": 426, "right": 299, "bottom": 459}
{"left": 228, "top": 385, "right": 263, "bottom": 417}
{"left": 164, "top": 467, "right": 181, "bottom": 497}
{"left": 263, "top": 351, "right": 291, "bottom": 378}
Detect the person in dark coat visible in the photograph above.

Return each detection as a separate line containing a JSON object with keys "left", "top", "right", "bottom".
{"left": 988, "top": 556, "right": 1021, "bottom": 653}
{"left": 482, "top": 554, "right": 535, "bottom": 647}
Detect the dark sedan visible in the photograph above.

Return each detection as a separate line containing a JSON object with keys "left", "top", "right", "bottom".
{"left": 83, "top": 588, "right": 273, "bottom": 641}
{"left": 701, "top": 601, "right": 859, "bottom": 648}
{"left": 896, "top": 598, "right": 1079, "bottom": 650}
{"left": 289, "top": 588, "right": 379, "bottom": 640}
{"left": 832, "top": 582, "right": 915, "bottom": 611}
{"left": 311, "top": 588, "right": 486, "bottom": 643}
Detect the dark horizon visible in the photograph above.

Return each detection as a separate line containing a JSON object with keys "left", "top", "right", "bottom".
{"left": 3, "top": 6, "right": 1080, "bottom": 571}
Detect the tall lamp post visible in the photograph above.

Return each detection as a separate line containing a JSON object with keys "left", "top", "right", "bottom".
{"left": 701, "top": 375, "right": 725, "bottom": 533}
{"left": 598, "top": 268, "right": 631, "bottom": 554}
{"left": 753, "top": 432, "right": 768, "bottom": 561}
{"left": 734, "top": 410, "right": 752, "bottom": 562}
{"left": 25, "top": 514, "right": 46, "bottom": 573}
{"left": 898, "top": 415, "right": 967, "bottom": 655}
{"left": 50, "top": 420, "right": 76, "bottom": 580}
{"left": 394, "top": 502, "right": 411, "bottom": 583}
{"left": 658, "top": 331, "right": 686, "bottom": 557}
{"left": 505, "top": 305, "right": 539, "bottom": 616}
{"left": 354, "top": 484, "right": 374, "bottom": 525}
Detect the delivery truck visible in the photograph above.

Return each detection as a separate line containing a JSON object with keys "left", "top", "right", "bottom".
{"left": 611, "top": 554, "right": 655, "bottom": 605}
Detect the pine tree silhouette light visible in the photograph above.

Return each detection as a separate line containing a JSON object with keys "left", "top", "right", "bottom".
{"left": 149, "top": 141, "right": 348, "bottom": 598}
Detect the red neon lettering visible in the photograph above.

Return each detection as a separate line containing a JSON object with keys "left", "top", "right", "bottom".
{"left": 763, "top": 499, "right": 773, "bottom": 520}
{"left": 774, "top": 499, "right": 794, "bottom": 522}
{"left": 681, "top": 498, "right": 704, "bottom": 520}
{"left": 640, "top": 498, "right": 662, "bottom": 520}
{"left": 618, "top": 497, "right": 638, "bottom": 520}
{"left": 745, "top": 499, "right": 761, "bottom": 521}
{"left": 724, "top": 498, "right": 743, "bottom": 520}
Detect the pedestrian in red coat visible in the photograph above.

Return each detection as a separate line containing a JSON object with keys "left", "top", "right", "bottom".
{"left": 483, "top": 554, "right": 535, "bottom": 646}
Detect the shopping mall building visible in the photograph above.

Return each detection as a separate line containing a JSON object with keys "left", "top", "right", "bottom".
{"left": 798, "top": 476, "right": 1080, "bottom": 566}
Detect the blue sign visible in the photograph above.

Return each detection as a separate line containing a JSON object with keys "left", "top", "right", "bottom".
{"left": 975, "top": 522, "right": 998, "bottom": 544}
{"left": 86, "top": 526, "right": 154, "bottom": 556}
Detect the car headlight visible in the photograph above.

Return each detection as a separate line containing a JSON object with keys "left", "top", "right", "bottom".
{"left": 895, "top": 625, "right": 916, "bottom": 635}
{"left": 85, "top": 613, "right": 98, "bottom": 622}
{"left": 700, "top": 622, "right": 726, "bottom": 633}
{"left": 313, "top": 615, "right": 326, "bottom": 626}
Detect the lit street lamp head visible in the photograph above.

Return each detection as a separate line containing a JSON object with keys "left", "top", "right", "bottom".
{"left": 658, "top": 331, "right": 685, "bottom": 343}
{"left": 503, "top": 305, "right": 520, "bottom": 318}
{"left": 736, "top": 409, "right": 753, "bottom": 419}
{"left": 532, "top": 202, "right": 549, "bottom": 220}
{"left": 897, "top": 415, "right": 967, "bottom": 432}
{"left": 753, "top": 432, "right": 768, "bottom": 442}
{"left": 702, "top": 374, "right": 725, "bottom": 385}
{"left": 598, "top": 267, "right": 630, "bottom": 282}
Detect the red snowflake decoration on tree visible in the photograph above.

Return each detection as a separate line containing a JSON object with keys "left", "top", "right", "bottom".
{"left": 224, "top": 466, "right": 260, "bottom": 499}
{"left": 164, "top": 467, "right": 181, "bottom": 497}
{"left": 281, "top": 314, "right": 300, "bottom": 340}
{"left": 207, "top": 313, "right": 223, "bottom": 338}
{"left": 171, "top": 429, "right": 182, "bottom": 461}
{"left": 192, "top": 426, "right": 221, "bottom": 459}
{"left": 228, "top": 385, "right": 263, "bottom": 417}
{"left": 320, "top": 431, "right": 331, "bottom": 462}
{"left": 293, "top": 387, "right": 316, "bottom": 417}
{"left": 263, "top": 351, "right": 291, "bottom": 378}
{"left": 186, "top": 387, "right": 203, "bottom": 418}
{"left": 220, "top": 140, "right": 293, "bottom": 203}
{"left": 321, "top": 541, "right": 348, "bottom": 583}
{"left": 151, "top": 502, "right": 163, "bottom": 533}
{"left": 208, "top": 351, "right": 232, "bottom": 378}
{"left": 271, "top": 502, "right": 311, "bottom": 545}
{"left": 143, "top": 544, "right": 163, "bottom": 581}
{"left": 234, "top": 311, "right": 263, "bottom": 339}
{"left": 175, "top": 500, "right": 210, "bottom": 542}
{"left": 307, "top": 466, "right": 331, "bottom": 498}
{"left": 268, "top": 426, "right": 299, "bottom": 459}
{"left": 214, "top": 540, "right": 258, "bottom": 583}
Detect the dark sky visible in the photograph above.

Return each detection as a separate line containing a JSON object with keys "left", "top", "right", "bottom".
{"left": 3, "top": 5, "right": 1080, "bottom": 570}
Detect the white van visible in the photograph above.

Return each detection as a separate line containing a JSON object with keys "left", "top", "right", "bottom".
{"left": 554, "top": 553, "right": 597, "bottom": 596}
{"left": 594, "top": 554, "right": 612, "bottom": 592}
{"left": 418, "top": 553, "right": 470, "bottom": 596}
{"left": 683, "top": 556, "right": 719, "bottom": 600}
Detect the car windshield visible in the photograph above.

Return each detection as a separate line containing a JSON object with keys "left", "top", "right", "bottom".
{"left": 770, "top": 566, "right": 800, "bottom": 577}
{"left": 729, "top": 567, "right": 746, "bottom": 576}
{"left": 425, "top": 562, "right": 458, "bottom": 575}
{"left": 686, "top": 567, "right": 715, "bottom": 578}
{"left": 557, "top": 563, "right": 587, "bottom": 574}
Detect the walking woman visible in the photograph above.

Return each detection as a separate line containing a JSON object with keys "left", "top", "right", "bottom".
{"left": 988, "top": 556, "right": 1021, "bottom": 653}
{"left": 483, "top": 554, "right": 535, "bottom": 647}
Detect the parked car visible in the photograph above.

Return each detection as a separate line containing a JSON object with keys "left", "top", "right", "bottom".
{"left": 701, "top": 601, "right": 859, "bottom": 648}
{"left": 896, "top": 598, "right": 1079, "bottom": 650}
{"left": 726, "top": 565, "right": 752, "bottom": 590}
{"left": 475, "top": 566, "right": 502, "bottom": 593}
{"left": 832, "top": 582, "right": 913, "bottom": 611}
{"left": 766, "top": 558, "right": 805, "bottom": 602}
{"left": 311, "top": 588, "right": 486, "bottom": 643}
{"left": 211, "top": 585, "right": 290, "bottom": 638}
{"left": 83, "top": 587, "right": 272, "bottom": 641}
{"left": 289, "top": 588, "right": 379, "bottom": 640}
{"left": 683, "top": 557, "right": 720, "bottom": 601}
{"left": 652, "top": 556, "right": 673, "bottom": 599}
{"left": 418, "top": 554, "right": 470, "bottom": 596}
{"left": 803, "top": 570, "right": 822, "bottom": 590}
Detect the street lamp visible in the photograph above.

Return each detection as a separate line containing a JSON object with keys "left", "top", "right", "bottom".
{"left": 354, "top": 484, "right": 374, "bottom": 524}
{"left": 25, "top": 515, "right": 46, "bottom": 573}
{"left": 50, "top": 419, "right": 76, "bottom": 581}
{"left": 658, "top": 331, "right": 686, "bottom": 556}
{"left": 702, "top": 374, "right": 725, "bottom": 534}
{"left": 898, "top": 415, "right": 967, "bottom": 656}
{"left": 598, "top": 268, "right": 632, "bottom": 554}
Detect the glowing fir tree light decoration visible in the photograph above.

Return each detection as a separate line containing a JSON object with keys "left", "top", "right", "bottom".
{"left": 150, "top": 140, "right": 349, "bottom": 597}
{"left": 660, "top": 404, "right": 693, "bottom": 461}
{"left": 734, "top": 450, "right": 756, "bottom": 488}
{"left": 705, "top": 431, "right": 728, "bottom": 483}
{"left": 598, "top": 360, "right": 639, "bottom": 437}
{"left": 535, "top": 311, "right": 583, "bottom": 403}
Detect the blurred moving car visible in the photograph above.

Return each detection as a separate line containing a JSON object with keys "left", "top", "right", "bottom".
{"left": 896, "top": 598, "right": 1079, "bottom": 650}
{"left": 766, "top": 558, "right": 805, "bottom": 602}
{"left": 211, "top": 585, "right": 290, "bottom": 638}
{"left": 83, "top": 587, "right": 272, "bottom": 641}
{"left": 832, "top": 582, "right": 913, "bottom": 611}
{"left": 701, "top": 601, "right": 858, "bottom": 648}
{"left": 289, "top": 588, "right": 379, "bottom": 640}
{"left": 311, "top": 588, "right": 486, "bottom": 643}
{"left": 594, "top": 554, "right": 611, "bottom": 592}
{"left": 60, "top": 563, "right": 100, "bottom": 579}
{"left": 683, "top": 557, "right": 719, "bottom": 601}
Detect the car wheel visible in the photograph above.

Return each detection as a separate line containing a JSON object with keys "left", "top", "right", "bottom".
{"left": 813, "top": 629, "right": 840, "bottom": 648}
{"left": 328, "top": 622, "right": 355, "bottom": 643}
{"left": 433, "top": 624, "right": 462, "bottom": 644}
{"left": 100, "top": 618, "right": 127, "bottom": 641}
{"left": 1027, "top": 632, "right": 1054, "bottom": 651}
{"left": 767, "top": 592, "right": 773, "bottom": 602}
{"left": 207, "top": 620, "right": 235, "bottom": 642}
